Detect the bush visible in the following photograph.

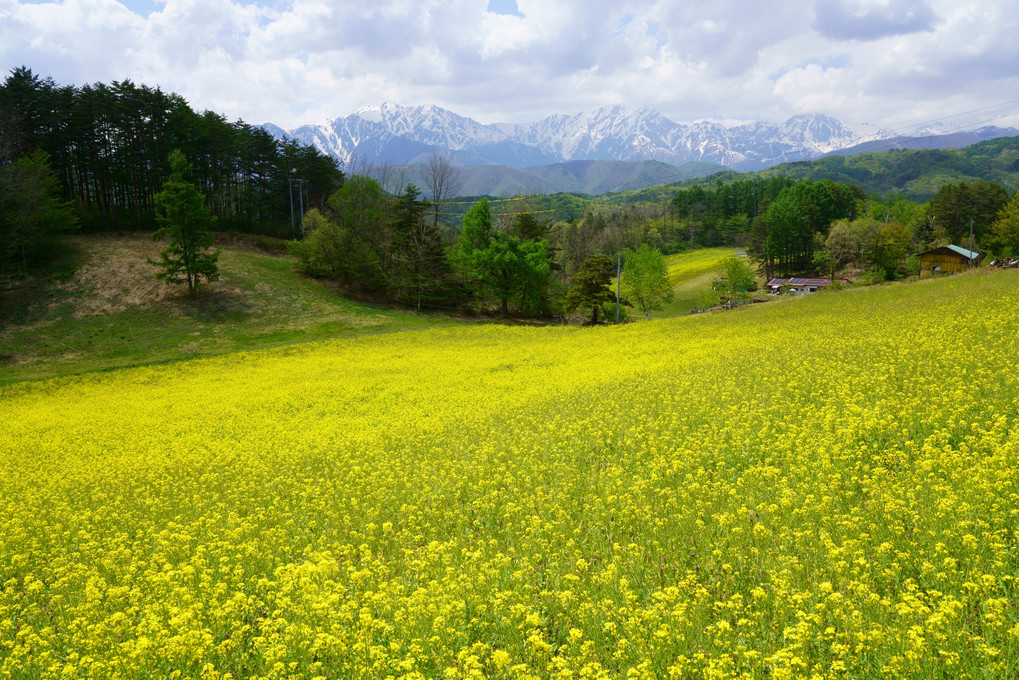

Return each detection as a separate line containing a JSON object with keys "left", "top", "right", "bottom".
{"left": 863, "top": 265, "right": 886, "bottom": 285}
{"left": 904, "top": 254, "right": 921, "bottom": 277}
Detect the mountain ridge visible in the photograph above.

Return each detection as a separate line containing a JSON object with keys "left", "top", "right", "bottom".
{"left": 262, "top": 104, "right": 1019, "bottom": 195}
{"left": 264, "top": 104, "right": 905, "bottom": 171}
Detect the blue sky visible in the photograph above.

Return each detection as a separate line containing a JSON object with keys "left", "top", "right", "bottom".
{"left": 3, "top": 0, "right": 1018, "bottom": 133}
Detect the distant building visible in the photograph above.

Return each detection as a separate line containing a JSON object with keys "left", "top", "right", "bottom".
{"left": 765, "top": 277, "right": 849, "bottom": 294}
{"left": 919, "top": 245, "right": 980, "bottom": 275}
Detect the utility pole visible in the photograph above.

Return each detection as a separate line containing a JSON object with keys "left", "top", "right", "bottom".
{"left": 616, "top": 252, "right": 621, "bottom": 324}
{"left": 969, "top": 217, "right": 975, "bottom": 268}
{"left": 289, "top": 176, "right": 306, "bottom": 237}
{"left": 289, "top": 178, "right": 295, "bottom": 236}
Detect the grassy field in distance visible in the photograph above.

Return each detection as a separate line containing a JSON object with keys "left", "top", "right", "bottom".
{"left": 656, "top": 247, "right": 742, "bottom": 317}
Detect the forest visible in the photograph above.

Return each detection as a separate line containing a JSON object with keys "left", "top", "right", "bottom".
{"left": 0, "top": 67, "right": 341, "bottom": 238}
{"left": 756, "top": 135, "right": 1019, "bottom": 201}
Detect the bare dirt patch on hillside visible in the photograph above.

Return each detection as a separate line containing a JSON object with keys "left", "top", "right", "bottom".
{"left": 60, "top": 235, "right": 246, "bottom": 318}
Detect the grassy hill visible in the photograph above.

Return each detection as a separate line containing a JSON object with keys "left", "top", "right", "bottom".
{"left": 758, "top": 135, "right": 1019, "bottom": 200}
{"left": 3, "top": 267, "right": 1018, "bottom": 677}
{"left": 0, "top": 234, "right": 456, "bottom": 385}
{"left": 658, "top": 248, "right": 742, "bottom": 317}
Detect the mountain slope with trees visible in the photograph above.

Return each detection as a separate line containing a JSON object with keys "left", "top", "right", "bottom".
{"left": 403, "top": 159, "right": 725, "bottom": 198}
{"left": 758, "top": 136, "right": 1019, "bottom": 201}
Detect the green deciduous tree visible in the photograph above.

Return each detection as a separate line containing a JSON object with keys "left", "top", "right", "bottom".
{"left": 823, "top": 220, "right": 862, "bottom": 274}
{"left": 871, "top": 221, "right": 912, "bottom": 279}
{"left": 451, "top": 198, "right": 556, "bottom": 316}
{"left": 287, "top": 208, "right": 346, "bottom": 278}
{"left": 150, "top": 149, "right": 219, "bottom": 295}
{"left": 287, "top": 208, "right": 381, "bottom": 291}
{"left": 712, "top": 256, "right": 756, "bottom": 307}
{"left": 621, "top": 244, "right": 673, "bottom": 318}
{"left": 989, "top": 191, "right": 1019, "bottom": 256}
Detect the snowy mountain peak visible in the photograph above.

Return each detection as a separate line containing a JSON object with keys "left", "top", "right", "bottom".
{"left": 354, "top": 104, "right": 384, "bottom": 123}
{"left": 263, "top": 105, "right": 1017, "bottom": 173}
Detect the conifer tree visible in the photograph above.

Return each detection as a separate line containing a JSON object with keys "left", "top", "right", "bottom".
{"left": 150, "top": 149, "right": 219, "bottom": 296}
{"left": 565, "top": 254, "right": 617, "bottom": 324}
{"left": 390, "top": 183, "right": 447, "bottom": 310}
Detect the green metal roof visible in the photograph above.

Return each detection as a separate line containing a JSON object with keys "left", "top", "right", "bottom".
{"left": 924, "top": 244, "right": 980, "bottom": 260}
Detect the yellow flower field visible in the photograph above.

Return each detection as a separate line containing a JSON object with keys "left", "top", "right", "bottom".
{"left": 2, "top": 271, "right": 1018, "bottom": 679}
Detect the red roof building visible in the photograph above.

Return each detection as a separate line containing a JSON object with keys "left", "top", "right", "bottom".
{"left": 765, "top": 277, "right": 849, "bottom": 294}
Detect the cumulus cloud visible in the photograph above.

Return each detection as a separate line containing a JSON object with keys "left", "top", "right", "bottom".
{"left": 1, "top": 0, "right": 1018, "bottom": 131}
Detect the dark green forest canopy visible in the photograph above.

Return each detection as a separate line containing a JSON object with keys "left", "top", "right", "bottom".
{"left": 0, "top": 67, "right": 343, "bottom": 237}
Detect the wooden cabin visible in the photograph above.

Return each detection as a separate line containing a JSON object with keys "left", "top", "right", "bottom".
{"left": 919, "top": 245, "right": 980, "bottom": 276}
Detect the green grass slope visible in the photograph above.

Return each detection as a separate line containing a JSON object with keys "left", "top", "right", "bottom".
{"left": 656, "top": 247, "right": 742, "bottom": 317}
{"left": 0, "top": 235, "right": 454, "bottom": 385}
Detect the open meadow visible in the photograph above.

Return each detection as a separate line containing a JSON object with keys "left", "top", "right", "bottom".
{"left": 2, "top": 270, "right": 1019, "bottom": 679}
{"left": 658, "top": 249, "right": 741, "bottom": 317}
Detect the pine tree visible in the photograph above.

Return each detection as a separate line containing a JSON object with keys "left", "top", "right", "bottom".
{"left": 390, "top": 183, "right": 447, "bottom": 310}
{"left": 0, "top": 149, "right": 77, "bottom": 275}
{"left": 565, "top": 255, "right": 617, "bottom": 324}
{"left": 150, "top": 149, "right": 219, "bottom": 296}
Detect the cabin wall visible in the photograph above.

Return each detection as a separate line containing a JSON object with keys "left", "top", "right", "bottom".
{"left": 920, "top": 253, "right": 968, "bottom": 275}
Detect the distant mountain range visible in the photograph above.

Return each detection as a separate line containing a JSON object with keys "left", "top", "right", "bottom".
{"left": 262, "top": 103, "right": 1019, "bottom": 196}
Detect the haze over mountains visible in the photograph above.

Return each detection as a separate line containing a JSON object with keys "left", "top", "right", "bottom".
{"left": 262, "top": 103, "right": 1019, "bottom": 195}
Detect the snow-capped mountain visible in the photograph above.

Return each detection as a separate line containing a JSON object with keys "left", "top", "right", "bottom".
{"left": 263, "top": 104, "right": 1015, "bottom": 172}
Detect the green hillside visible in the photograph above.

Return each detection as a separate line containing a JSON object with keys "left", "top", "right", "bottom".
{"left": 0, "top": 235, "right": 456, "bottom": 385}
{"left": 758, "top": 135, "right": 1019, "bottom": 200}
{"left": 657, "top": 247, "right": 741, "bottom": 316}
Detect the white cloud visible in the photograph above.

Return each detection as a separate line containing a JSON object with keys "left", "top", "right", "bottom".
{"left": 2, "top": 0, "right": 1018, "bottom": 131}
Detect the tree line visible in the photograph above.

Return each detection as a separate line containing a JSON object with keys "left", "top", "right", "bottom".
{"left": 287, "top": 176, "right": 564, "bottom": 316}
{"left": 555, "top": 174, "right": 1018, "bottom": 283}
{"left": 0, "top": 67, "right": 341, "bottom": 242}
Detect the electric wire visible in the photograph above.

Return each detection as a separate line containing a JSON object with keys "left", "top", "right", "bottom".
{"left": 432, "top": 209, "right": 558, "bottom": 216}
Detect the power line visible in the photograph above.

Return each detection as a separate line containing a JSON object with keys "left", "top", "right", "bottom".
{"left": 433, "top": 209, "right": 558, "bottom": 216}
{"left": 838, "top": 109, "right": 1019, "bottom": 156}
{"left": 440, "top": 197, "right": 538, "bottom": 205}
{"left": 887, "top": 98, "right": 1019, "bottom": 136}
